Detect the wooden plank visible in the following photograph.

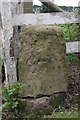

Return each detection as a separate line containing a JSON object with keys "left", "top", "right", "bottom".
{"left": 1, "top": 1, "right": 17, "bottom": 87}
{"left": 13, "top": 12, "right": 79, "bottom": 25}
{"left": 66, "top": 41, "right": 80, "bottom": 53}
{"left": 39, "top": 0, "right": 64, "bottom": 12}
{"left": 11, "top": 2, "right": 23, "bottom": 82}
{"left": 11, "top": 2, "right": 23, "bottom": 59}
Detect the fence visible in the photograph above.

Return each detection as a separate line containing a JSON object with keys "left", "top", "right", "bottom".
{"left": 0, "top": 1, "right": 80, "bottom": 86}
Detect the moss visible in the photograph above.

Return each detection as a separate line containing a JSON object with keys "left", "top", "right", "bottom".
{"left": 50, "top": 93, "right": 66, "bottom": 109}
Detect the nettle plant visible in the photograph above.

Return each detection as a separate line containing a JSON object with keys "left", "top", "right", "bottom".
{"left": 1, "top": 83, "right": 25, "bottom": 113}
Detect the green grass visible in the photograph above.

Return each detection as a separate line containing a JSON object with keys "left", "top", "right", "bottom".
{"left": 60, "top": 23, "right": 80, "bottom": 42}
{"left": 58, "top": 23, "right": 80, "bottom": 64}
{"left": 66, "top": 53, "right": 80, "bottom": 64}
{"left": 44, "top": 112, "right": 79, "bottom": 119}
{"left": 51, "top": 23, "right": 80, "bottom": 42}
{"left": 43, "top": 103, "right": 79, "bottom": 119}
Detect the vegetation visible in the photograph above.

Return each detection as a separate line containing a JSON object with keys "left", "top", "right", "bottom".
{"left": 56, "top": 23, "right": 80, "bottom": 64}
{"left": 60, "top": 23, "right": 80, "bottom": 42}
{"left": 66, "top": 54, "right": 80, "bottom": 64}
{"left": 44, "top": 112, "right": 79, "bottom": 118}
{"left": 40, "top": 4, "right": 50, "bottom": 13}
{"left": 33, "top": 4, "right": 80, "bottom": 13}
{"left": 1, "top": 83, "right": 25, "bottom": 113}
{"left": 57, "top": 23, "right": 80, "bottom": 64}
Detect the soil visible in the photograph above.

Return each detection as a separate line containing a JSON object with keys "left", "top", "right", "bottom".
{"left": 64, "top": 62, "right": 80, "bottom": 110}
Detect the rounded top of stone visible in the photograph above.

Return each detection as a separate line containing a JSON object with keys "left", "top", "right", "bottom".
{"left": 20, "top": 25, "right": 63, "bottom": 36}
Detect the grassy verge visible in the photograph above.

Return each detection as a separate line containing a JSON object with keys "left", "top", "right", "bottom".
{"left": 44, "top": 112, "right": 79, "bottom": 119}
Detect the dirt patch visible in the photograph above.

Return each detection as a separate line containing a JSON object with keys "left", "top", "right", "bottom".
{"left": 64, "top": 63, "right": 80, "bottom": 109}
{"left": 19, "top": 25, "right": 67, "bottom": 97}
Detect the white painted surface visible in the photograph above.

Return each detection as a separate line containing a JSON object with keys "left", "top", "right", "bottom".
{"left": 13, "top": 12, "right": 79, "bottom": 25}
{"left": 66, "top": 41, "right": 80, "bottom": 53}
{"left": 1, "top": 1, "right": 17, "bottom": 87}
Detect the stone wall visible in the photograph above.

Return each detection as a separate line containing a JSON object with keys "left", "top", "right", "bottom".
{"left": 19, "top": 25, "right": 67, "bottom": 97}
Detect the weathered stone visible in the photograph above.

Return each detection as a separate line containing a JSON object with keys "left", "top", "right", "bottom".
{"left": 25, "top": 97, "right": 52, "bottom": 116}
{"left": 19, "top": 25, "right": 67, "bottom": 97}
{"left": 20, "top": 93, "right": 66, "bottom": 118}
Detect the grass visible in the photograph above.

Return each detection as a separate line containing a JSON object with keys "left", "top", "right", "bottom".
{"left": 66, "top": 53, "right": 80, "bottom": 64}
{"left": 44, "top": 112, "right": 79, "bottom": 119}
{"left": 59, "top": 23, "right": 80, "bottom": 42}
{"left": 59, "top": 23, "right": 80, "bottom": 64}
{"left": 43, "top": 102, "right": 79, "bottom": 119}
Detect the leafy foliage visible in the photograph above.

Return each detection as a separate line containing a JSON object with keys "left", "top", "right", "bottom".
{"left": 40, "top": 4, "right": 50, "bottom": 13}
{"left": 60, "top": 23, "right": 80, "bottom": 42}
{"left": 66, "top": 54, "right": 80, "bottom": 64}
{"left": 1, "top": 83, "right": 25, "bottom": 112}
{"left": 59, "top": 23, "right": 80, "bottom": 64}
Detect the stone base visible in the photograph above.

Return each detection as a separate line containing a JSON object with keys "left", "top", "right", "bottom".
{"left": 20, "top": 92, "right": 66, "bottom": 118}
